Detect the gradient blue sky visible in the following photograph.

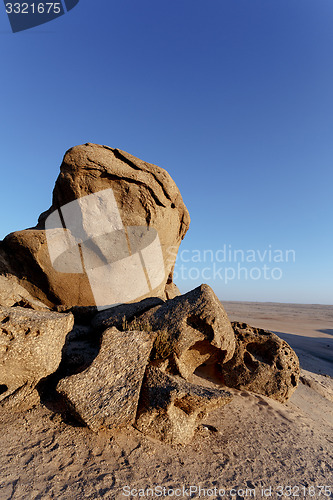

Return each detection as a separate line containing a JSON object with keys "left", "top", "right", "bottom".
{"left": 0, "top": 0, "right": 332, "bottom": 304}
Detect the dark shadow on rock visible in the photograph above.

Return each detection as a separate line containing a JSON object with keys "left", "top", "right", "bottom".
{"left": 193, "top": 362, "right": 225, "bottom": 386}
{"left": 91, "top": 297, "right": 165, "bottom": 333}
{"left": 0, "top": 232, "right": 60, "bottom": 307}
{"left": 37, "top": 323, "right": 101, "bottom": 425}
{"left": 56, "top": 305, "right": 98, "bottom": 325}
{"left": 37, "top": 297, "right": 162, "bottom": 427}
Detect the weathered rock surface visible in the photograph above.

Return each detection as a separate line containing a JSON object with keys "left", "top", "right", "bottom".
{"left": 0, "top": 144, "right": 301, "bottom": 448}
{"left": 2, "top": 144, "right": 190, "bottom": 309}
{"left": 0, "top": 275, "right": 49, "bottom": 310}
{"left": 135, "top": 364, "right": 232, "bottom": 445}
{"left": 57, "top": 327, "right": 155, "bottom": 432}
{"left": 127, "top": 284, "right": 235, "bottom": 379}
{"left": 219, "top": 322, "right": 300, "bottom": 402}
{"left": 164, "top": 281, "right": 181, "bottom": 300}
{"left": 0, "top": 307, "right": 74, "bottom": 408}
{"left": 92, "top": 297, "right": 165, "bottom": 333}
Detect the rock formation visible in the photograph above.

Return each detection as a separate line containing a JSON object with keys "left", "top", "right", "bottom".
{"left": 219, "top": 322, "right": 300, "bottom": 402}
{"left": 1, "top": 144, "right": 190, "bottom": 309}
{"left": 92, "top": 296, "right": 165, "bottom": 332}
{"left": 135, "top": 364, "right": 232, "bottom": 445}
{"left": 57, "top": 327, "right": 155, "bottom": 432}
{"left": 0, "top": 143, "right": 300, "bottom": 445}
{"left": 125, "top": 284, "right": 236, "bottom": 379}
{"left": 0, "top": 307, "right": 73, "bottom": 408}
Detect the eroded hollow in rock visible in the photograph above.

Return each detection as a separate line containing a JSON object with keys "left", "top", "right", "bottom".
{"left": 243, "top": 351, "right": 259, "bottom": 372}
{"left": 186, "top": 315, "right": 214, "bottom": 342}
{"left": 246, "top": 341, "right": 277, "bottom": 365}
{"left": 290, "top": 374, "right": 297, "bottom": 387}
{"left": 173, "top": 396, "right": 195, "bottom": 415}
{"left": 190, "top": 341, "right": 228, "bottom": 385}
{"left": 178, "top": 339, "right": 228, "bottom": 381}
{"left": 0, "top": 384, "right": 8, "bottom": 395}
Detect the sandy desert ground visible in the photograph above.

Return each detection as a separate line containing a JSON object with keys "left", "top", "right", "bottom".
{"left": 0, "top": 301, "right": 332, "bottom": 500}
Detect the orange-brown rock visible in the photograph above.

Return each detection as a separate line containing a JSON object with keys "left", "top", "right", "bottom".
{"left": 1, "top": 144, "right": 190, "bottom": 309}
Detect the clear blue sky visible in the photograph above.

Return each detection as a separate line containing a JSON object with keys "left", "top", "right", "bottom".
{"left": 0, "top": 0, "right": 332, "bottom": 304}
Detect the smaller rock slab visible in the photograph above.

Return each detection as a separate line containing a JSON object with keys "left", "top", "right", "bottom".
{"left": 57, "top": 327, "right": 155, "bottom": 432}
{"left": 135, "top": 364, "right": 232, "bottom": 445}
{"left": 0, "top": 306, "right": 74, "bottom": 407}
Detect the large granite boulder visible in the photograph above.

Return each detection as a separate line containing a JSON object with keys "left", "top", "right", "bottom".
{"left": 0, "top": 307, "right": 74, "bottom": 408}
{"left": 1, "top": 144, "right": 190, "bottom": 309}
{"left": 126, "top": 284, "right": 236, "bottom": 379}
{"left": 219, "top": 322, "right": 300, "bottom": 402}
{"left": 135, "top": 363, "right": 232, "bottom": 445}
{"left": 57, "top": 327, "right": 155, "bottom": 432}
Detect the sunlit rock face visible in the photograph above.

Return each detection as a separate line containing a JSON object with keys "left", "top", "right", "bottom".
{"left": 1, "top": 144, "right": 190, "bottom": 309}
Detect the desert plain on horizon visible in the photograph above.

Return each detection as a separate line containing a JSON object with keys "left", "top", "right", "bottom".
{"left": 223, "top": 300, "right": 333, "bottom": 378}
